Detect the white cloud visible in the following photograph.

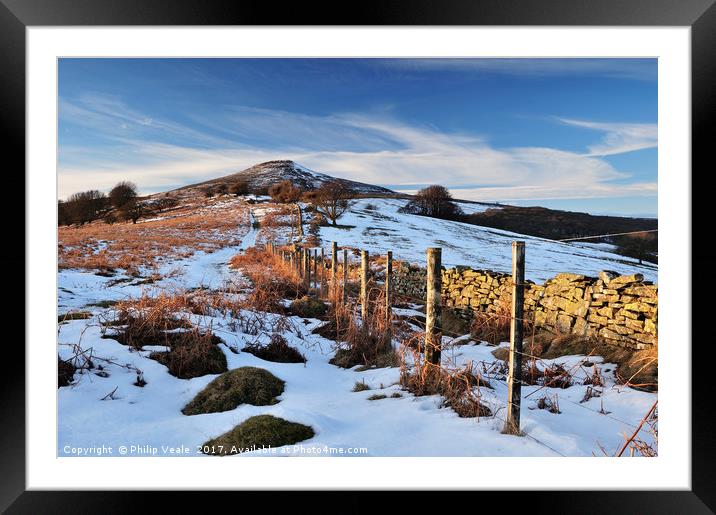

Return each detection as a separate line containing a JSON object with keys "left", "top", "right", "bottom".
{"left": 58, "top": 99, "right": 656, "bottom": 204}
{"left": 558, "top": 118, "right": 657, "bottom": 156}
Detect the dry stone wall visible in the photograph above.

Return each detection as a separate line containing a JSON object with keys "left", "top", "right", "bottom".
{"left": 394, "top": 263, "right": 657, "bottom": 350}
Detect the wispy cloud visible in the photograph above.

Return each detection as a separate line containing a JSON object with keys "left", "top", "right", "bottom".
{"left": 377, "top": 58, "right": 657, "bottom": 82}
{"left": 558, "top": 118, "right": 657, "bottom": 156}
{"left": 58, "top": 96, "right": 656, "bottom": 203}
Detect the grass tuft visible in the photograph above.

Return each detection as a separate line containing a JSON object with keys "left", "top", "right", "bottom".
{"left": 201, "top": 415, "right": 314, "bottom": 455}
{"left": 242, "top": 333, "right": 306, "bottom": 364}
{"left": 182, "top": 367, "right": 285, "bottom": 415}
{"left": 352, "top": 380, "right": 370, "bottom": 392}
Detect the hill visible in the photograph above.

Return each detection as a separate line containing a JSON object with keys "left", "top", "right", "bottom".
{"left": 168, "top": 160, "right": 397, "bottom": 198}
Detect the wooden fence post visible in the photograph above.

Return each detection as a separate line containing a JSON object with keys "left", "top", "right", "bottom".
{"left": 304, "top": 248, "right": 311, "bottom": 289}
{"left": 504, "top": 240, "right": 526, "bottom": 436}
{"left": 342, "top": 248, "right": 349, "bottom": 304}
{"left": 361, "top": 250, "right": 369, "bottom": 321}
{"left": 385, "top": 251, "right": 393, "bottom": 330}
{"left": 312, "top": 249, "right": 318, "bottom": 289}
{"left": 320, "top": 247, "right": 326, "bottom": 297}
{"left": 425, "top": 247, "right": 442, "bottom": 365}
{"left": 331, "top": 241, "right": 338, "bottom": 295}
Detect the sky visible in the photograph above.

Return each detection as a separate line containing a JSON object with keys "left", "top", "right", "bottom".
{"left": 58, "top": 58, "right": 657, "bottom": 217}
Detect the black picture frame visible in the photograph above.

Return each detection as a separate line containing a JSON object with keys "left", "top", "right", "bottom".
{"left": 3, "top": 0, "right": 712, "bottom": 512}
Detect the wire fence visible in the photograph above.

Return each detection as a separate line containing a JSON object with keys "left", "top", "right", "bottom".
{"left": 267, "top": 238, "right": 657, "bottom": 454}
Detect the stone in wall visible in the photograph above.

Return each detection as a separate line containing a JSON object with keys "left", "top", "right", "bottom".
{"left": 394, "top": 262, "right": 658, "bottom": 350}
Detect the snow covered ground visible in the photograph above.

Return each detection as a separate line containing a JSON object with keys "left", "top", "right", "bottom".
{"left": 57, "top": 199, "right": 657, "bottom": 457}
{"left": 316, "top": 198, "right": 657, "bottom": 284}
{"left": 58, "top": 302, "right": 656, "bottom": 458}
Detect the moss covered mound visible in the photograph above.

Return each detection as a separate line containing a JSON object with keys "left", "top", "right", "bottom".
{"left": 201, "top": 415, "right": 314, "bottom": 455}
{"left": 182, "top": 367, "right": 285, "bottom": 415}
{"left": 289, "top": 296, "right": 328, "bottom": 319}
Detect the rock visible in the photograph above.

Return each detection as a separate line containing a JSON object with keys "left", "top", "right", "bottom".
{"left": 573, "top": 316, "right": 590, "bottom": 336}
{"left": 557, "top": 314, "right": 573, "bottom": 333}
{"left": 625, "top": 318, "right": 644, "bottom": 331}
{"left": 599, "top": 270, "right": 619, "bottom": 283}
{"left": 596, "top": 306, "right": 613, "bottom": 318}
{"left": 623, "top": 302, "right": 653, "bottom": 313}
{"left": 644, "top": 318, "right": 657, "bottom": 334}
{"left": 610, "top": 273, "right": 644, "bottom": 284}
{"left": 599, "top": 328, "right": 622, "bottom": 340}
{"left": 555, "top": 273, "right": 587, "bottom": 282}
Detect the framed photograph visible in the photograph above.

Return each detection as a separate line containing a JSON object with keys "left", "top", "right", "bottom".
{"left": 5, "top": 0, "right": 713, "bottom": 511}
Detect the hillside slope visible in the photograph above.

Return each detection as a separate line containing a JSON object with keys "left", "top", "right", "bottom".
{"left": 293, "top": 198, "right": 658, "bottom": 283}
{"left": 168, "top": 160, "right": 396, "bottom": 198}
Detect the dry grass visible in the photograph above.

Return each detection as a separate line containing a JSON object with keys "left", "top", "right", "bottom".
{"left": 101, "top": 293, "right": 227, "bottom": 379}
{"left": 536, "top": 332, "right": 658, "bottom": 392}
{"left": 58, "top": 197, "right": 251, "bottom": 273}
{"left": 327, "top": 285, "right": 398, "bottom": 370}
{"left": 242, "top": 333, "right": 306, "bottom": 364}
{"left": 229, "top": 247, "right": 306, "bottom": 313}
{"left": 399, "top": 355, "right": 493, "bottom": 418}
{"left": 469, "top": 299, "right": 531, "bottom": 345}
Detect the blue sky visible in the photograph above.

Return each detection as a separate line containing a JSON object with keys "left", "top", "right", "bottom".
{"left": 58, "top": 58, "right": 657, "bottom": 217}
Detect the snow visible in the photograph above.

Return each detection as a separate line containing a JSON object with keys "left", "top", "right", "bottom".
{"left": 58, "top": 303, "right": 656, "bottom": 457}
{"left": 314, "top": 198, "right": 657, "bottom": 283}
{"left": 57, "top": 198, "right": 657, "bottom": 458}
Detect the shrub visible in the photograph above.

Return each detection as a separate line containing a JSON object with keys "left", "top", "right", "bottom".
{"left": 229, "top": 181, "right": 249, "bottom": 196}
{"left": 182, "top": 367, "right": 285, "bottom": 415}
{"left": 242, "top": 334, "right": 306, "bottom": 364}
{"left": 201, "top": 415, "right": 314, "bottom": 455}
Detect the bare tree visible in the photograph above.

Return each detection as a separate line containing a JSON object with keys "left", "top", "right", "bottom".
{"left": 399, "top": 185, "right": 463, "bottom": 220}
{"left": 268, "top": 180, "right": 305, "bottom": 238}
{"left": 58, "top": 200, "right": 70, "bottom": 226}
{"left": 310, "top": 181, "right": 354, "bottom": 226}
{"left": 66, "top": 190, "right": 108, "bottom": 225}
{"left": 109, "top": 181, "right": 138, "bottom": 209}
{"left": 119, "top": 199, "right": 146, "bottom": 224}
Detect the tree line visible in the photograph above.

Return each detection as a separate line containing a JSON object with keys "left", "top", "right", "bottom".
{"left": 58, "top": 181, "right": 177, "bottom": 226}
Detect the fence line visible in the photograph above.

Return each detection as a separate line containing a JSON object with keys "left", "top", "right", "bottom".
{"left": 266, "top": 238, "right": 655, "bottom": 442}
